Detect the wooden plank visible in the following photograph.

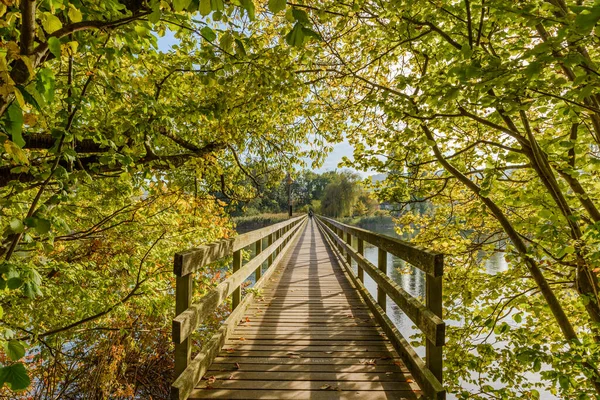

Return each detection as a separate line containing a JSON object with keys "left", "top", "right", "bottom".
{"left": 195, "top": 379, "right": 416, "bottom": 391}
{"left": 316, "top": 218, "right": 445, "bottom": 400}
{"left": 174, "top": 275, "right": 193, "bottom": 378}
{"left": 189, "top": 389, "right": 421, "bottom": 400}
{"left": 317, "top": 215, "right": 443, "bottom": 277}
{"left": 202, "top": 370, "right": 410, "bottom": 382}
{"left": 208, "top": 363, "right": 410, "bottom": 373}
{"left": 211, "top": 356, "right": 406, "bottom": 366}
{"left": 174, "top": 215, "right": 305, "bottom": 276}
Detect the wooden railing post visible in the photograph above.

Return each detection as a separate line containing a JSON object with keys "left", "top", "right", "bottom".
{"left": 426, "top": 274, "right": 443, "bottom": 383}
{"left": 174, "top": 275, "right": 192, "bottom": 378}
{"left": 255, "top": 239, "right": 263, "bottom": 281}
{"left": 377, "top": 248, "right": 387, "bottom": 309}
{"left": 357, "top": 238, "right": 364, "bottom": 282}
{"left": 345, "top": 232, "right": 352, "bottom": 265}
{"left": 232, "top": 249, "right": 242, "bottom": 310}
{"left": 267, "top": 233, "right": 274, "bottom": 267}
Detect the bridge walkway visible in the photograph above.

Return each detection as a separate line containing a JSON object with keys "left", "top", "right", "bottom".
{"left": 189, "top": 220, "right": 422, "bottom": 399}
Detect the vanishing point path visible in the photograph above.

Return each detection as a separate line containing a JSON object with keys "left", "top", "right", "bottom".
{"left": 190, "top": 220, "right": 423, "bottom": 399}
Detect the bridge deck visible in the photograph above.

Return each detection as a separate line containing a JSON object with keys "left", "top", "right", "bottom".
{"left": 190, "top": 220, "right": 423, "bottom": 399}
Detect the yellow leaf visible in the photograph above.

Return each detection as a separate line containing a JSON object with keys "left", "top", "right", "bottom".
{"left": 13, "top": 86, "right": 24, "bottom": 107}
{"left": 68, "top": 4, "right": 82, "bottom": 22}
{"left": 42, "top": 12, "right": 63, "bottom": 34}
{"left": 3, "top": 141, "right": 29, "bottom": 165}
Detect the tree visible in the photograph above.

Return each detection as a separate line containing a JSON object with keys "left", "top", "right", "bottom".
{"left": 290, "top": 0, "right": 600, "bottom": 397}
{"left": 0, "top": 1, "right": 332, "bottom": 395}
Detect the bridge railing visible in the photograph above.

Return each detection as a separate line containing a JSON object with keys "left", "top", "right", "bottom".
{"left": 171, "top": 215, "right": 308, "bottom": 400}
{"left": 315, "top": 215, "right": 445, "bottom": 400}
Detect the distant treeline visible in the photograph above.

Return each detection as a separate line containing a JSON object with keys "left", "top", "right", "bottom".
{"left": 233, "top": 170, "right": 383, "bottom": 218}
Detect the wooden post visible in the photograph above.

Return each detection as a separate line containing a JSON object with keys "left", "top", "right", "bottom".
{"left": 255, "top": 239, "right": 263, "bottom": 281}
{"left": 345, "top": 232, "right": 352, "bottom": 265}
{"left": 357, "top": 238, "right": 364, "bottom": 282}
{"left": 377, "top": 248, "right": 387, "bottom": 309}
{"left": 426, "top": 275, "right": 443, "bottom": 383}
{"left": 232, "top": 249, "right": 242, "bottom": 310}
{"left": 174, "top": 275, "right": 192, "bottom": 378}
{"left": 267, "top": 233, "right": 274, "bottom": 267}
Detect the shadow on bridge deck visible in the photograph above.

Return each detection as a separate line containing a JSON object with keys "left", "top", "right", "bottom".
{"left": 189, "top": 219, "right": 423, "bottom": 399}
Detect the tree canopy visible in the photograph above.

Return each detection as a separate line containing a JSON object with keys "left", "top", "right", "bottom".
{"left": 2, "top": 0, "right": 600, "bottom": 398}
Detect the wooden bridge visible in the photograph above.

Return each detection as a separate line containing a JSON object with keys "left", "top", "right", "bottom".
{"left": 171, "top": 215, "right": 445, "bottom": 399}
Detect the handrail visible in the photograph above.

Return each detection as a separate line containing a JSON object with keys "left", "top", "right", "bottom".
{"left": 171, "top": 215, "right": 308, "bottom": 400}
{"left": 315, "top": 215, "right": 445, "bottom": 400}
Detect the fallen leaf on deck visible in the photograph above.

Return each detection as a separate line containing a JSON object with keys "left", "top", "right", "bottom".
{"left": 228, "top": 374, "right": 234, "bottom": 380}
{"left": 245, "top": 317, "right": 251, "bottom": 322}
{"left": 407, "top": 379, "right": 414, "bottom": 383}
{"left": 239, "top": 337, "right": 246, "bottom": 341}
{"left": 207, "top": 376, "right": 216, "bottom": 384}
{"left": 362, "top": 359, "right": 377, "bottom": 365}
{"left": 320, "top": 384, "right": 332, "bottom": 390}
{"left": 324, "top": 351, "right": 333, "bottom": 354}
{"left": 235, "top": 363, "right": 241, "bottom": 370}
{"left": 226, "top": 348, "right": 235, "bottom": 353}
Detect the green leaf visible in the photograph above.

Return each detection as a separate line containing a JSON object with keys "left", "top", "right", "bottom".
{"left": 268, "top": 0, "right": 286, "bottom": 13}
{"left": 42, "top": 13, "right": 63, "bottom": 34}
{"left": 67, "top": 4, "right": 82, "bottom": 23}
{"left": 4, "top": 341, "right": 25, "bottom": 361}
{"left": 291, "top": 8, "right": 310, "bottom": 25}
{"left": 558, "top": 374, "right": 570, "bottom": 389}
{"left": 34, "top": 218, "right": 51, "bottom": 235}
{"left": 301, "top": 27, "right": 322, "bottom": 41}
{"left": 48, "top": 37, "right": 61, "bottom": 59}
{"left": 9, "top": 219, "right": 24, "bottom": 234}
{"left": 0, "top": 363, "right": 30, "bottom": 391}
{"left": 15, "top": 85, "right": 41, "bottom": 112}
{"left": 235, "top": 38, "right": 246, "bottom": 57}
{"left": 199, "top": 0, "right": 211, "bottom": 15}
{"left": 240, "top": 0, "right": 255, "bottom": 20}
{"left": 285, "top": 23, "right": 305, "bottom": 47}
{"left": 211, "top": 0, "right": 224, "bottom": 12}
{"left": 575, "top": 6, "right": 600, "bottom": 33}
{"left": 6, "top": 103, "right": 24, "bottom": 147}
{"left": 7, "top": 278, "right": 23, "bottom": 290}
{"left": 173, "top": 0, "right": 192, "bottom": 12}
{"left": 200, "top": 26, "right": 216, "bottom": 41}
{"left": 219, "top": 32, "right": 234, "bottom": 53}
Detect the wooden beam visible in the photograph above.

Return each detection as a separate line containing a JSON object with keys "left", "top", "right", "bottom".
{"left": 378, "top": 248, "right": 387, "bottom": 310}
{"left": 255, "top": 239, "right": 263, "bottom": 281}
{"left": 174, "top": 215, "right": 305, "bottom": 276}
{"left": 174, "top": 275, "right": 193, "bottom": 378}
{"left": 317, "top": 216, "right": 443, "bottom": 277}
